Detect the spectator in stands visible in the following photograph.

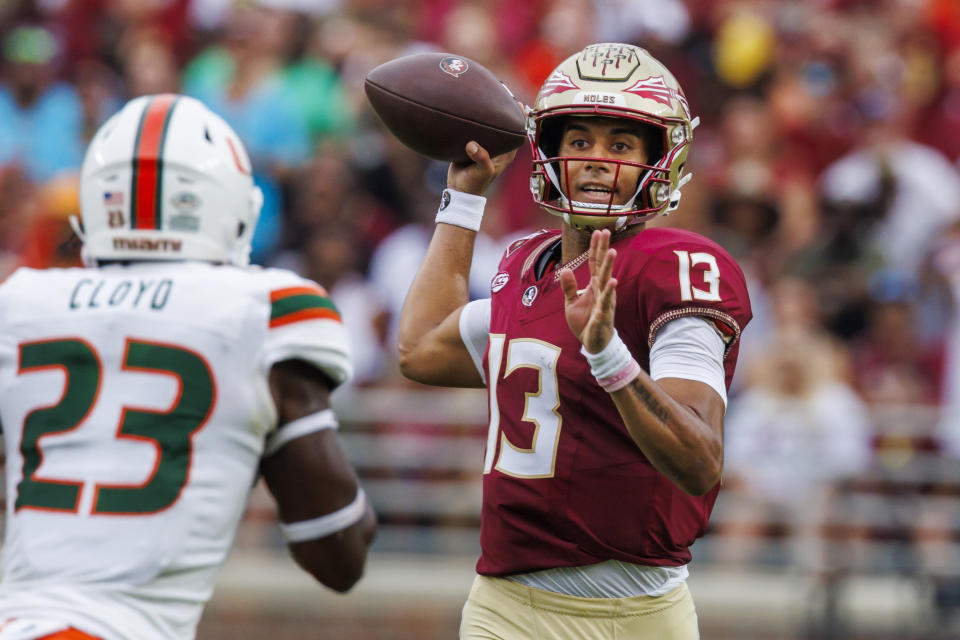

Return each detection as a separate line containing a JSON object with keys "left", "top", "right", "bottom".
{"left": 718, "top": 277, "right": 873, "bottom": 573}
{"left": 300, "top": 226, "right": 390, "bottom": 385}
{"left": 283, "top": 19, "right": 355, "bottom": 144}
{"left": 183, "top": 4, "right": 310, "bottom": 170}
{"left": 819, "top": 71, "right": 960, "bottom": 281}
{"left": 0, "top": 25, "right": 84, "bottom": 181}
{"left": 120, "top": 29, "right": 181, "bottom": 98}
{"left": 183, "top": 4, "right": 311, "bottom": 264}
{"left": 930, "top": 223, "right": 960, "bottom": 460}
{"left": 0, "top": 166, "right": 37, "bottom": 277}
{"left": 367, "top": 196, "right": 510, "bottom": 358}
{"left": 851, "top": 271, "right": 944, "bottom": 404}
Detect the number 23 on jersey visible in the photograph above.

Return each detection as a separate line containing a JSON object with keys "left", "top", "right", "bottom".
{"left": 14, "top": 337, "right": 215, "bottom": 516}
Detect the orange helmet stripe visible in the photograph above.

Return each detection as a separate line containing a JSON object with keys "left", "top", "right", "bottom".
{"left": 130, "top": 94, "right": 179, "bottom": 230}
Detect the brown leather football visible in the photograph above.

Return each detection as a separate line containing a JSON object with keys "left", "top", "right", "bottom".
{"left": 364, "top": 52, "right": 527, "bottom": 163}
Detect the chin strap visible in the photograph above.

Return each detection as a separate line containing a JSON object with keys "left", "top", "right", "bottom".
{"left": 68, "top": 214, "right": 84, "bottom": 241}
{"left": 69, "top": 214, "right": 96, "bottom": 267}
{"left": 667, "top": 172, "right": 694, "bottom": 212}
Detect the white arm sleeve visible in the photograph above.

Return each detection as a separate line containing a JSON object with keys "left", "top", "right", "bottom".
{"left": 458, "top": 298, "right": 491, "bottom": 384}
{"left": 649, "top": 316, "right": 728, "bottom": 406}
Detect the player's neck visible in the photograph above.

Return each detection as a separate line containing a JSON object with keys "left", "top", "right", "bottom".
{"left": 560, "top": 222, "right": 645, "bottom": 263}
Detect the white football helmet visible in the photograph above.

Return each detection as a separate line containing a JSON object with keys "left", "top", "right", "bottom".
{"left": 529, "top": 43, "right": 698, "bottom": 229}
{"left": 77, "top": 94, "right": 263, "bottom": 266}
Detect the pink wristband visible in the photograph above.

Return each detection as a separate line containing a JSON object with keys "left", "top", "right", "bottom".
{"left": 596, "top": 358, "right": 642, "bottom": 392}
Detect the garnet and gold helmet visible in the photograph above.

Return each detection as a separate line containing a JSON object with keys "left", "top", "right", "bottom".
{"left": 528, "top": 43, "right": 698, "bottom": 229}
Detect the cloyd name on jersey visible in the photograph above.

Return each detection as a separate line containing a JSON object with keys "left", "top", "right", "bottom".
{"left": 0, "top": 262, "right": 351, "bottom": 640}
{"left": 478, "top": 227, "right": 751, "bottom": 576}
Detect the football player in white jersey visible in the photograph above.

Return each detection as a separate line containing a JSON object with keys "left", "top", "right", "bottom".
{"left": 0, "top": 94, "right": 376, "bottom": 640}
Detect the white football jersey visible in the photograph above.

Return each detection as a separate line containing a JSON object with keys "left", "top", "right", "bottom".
{"left": 0, "top": 262, "right": 352, "bottom": 640}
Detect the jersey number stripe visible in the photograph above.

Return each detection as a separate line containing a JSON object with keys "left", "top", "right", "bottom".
{"left": 483, "top": 335, "right": 562, "bottom": 479}
{"left": 269, "top": 286, "right": 341, "bottom": 327}
{"left": 15, "top": 337, "right": 216, "bottom": 515}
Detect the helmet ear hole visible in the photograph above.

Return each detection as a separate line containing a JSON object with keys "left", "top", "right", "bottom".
{"left": 538, "top": 117, "right": 568, "bottom": 202}
{"left": 539, "top": 117, "right": 565, "bottom": 159}
{"left": 641, "top": 125, "right": 664, "bottom": 165}
{"left": 237, "top": 221, "right": 245, "bottom": 238}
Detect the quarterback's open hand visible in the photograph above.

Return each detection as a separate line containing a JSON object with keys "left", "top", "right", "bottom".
{"left": 559, "top": 229, "right": 618, "bottom": 353}
{"left": 446, "top": 141, "right": 517, "bottom": 196}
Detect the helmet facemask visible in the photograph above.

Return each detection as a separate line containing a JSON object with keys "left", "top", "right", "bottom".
{"left": 532, "top": 111, "right": 673, "bottom": 229}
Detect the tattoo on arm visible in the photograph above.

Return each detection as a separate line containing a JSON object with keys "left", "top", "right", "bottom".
{"left": 628, "top": 378, "right": 671, "bottom": 424}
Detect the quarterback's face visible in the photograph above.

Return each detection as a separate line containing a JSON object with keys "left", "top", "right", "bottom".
{"left": 557, "top": 117, "right": 649, "bottom": 207}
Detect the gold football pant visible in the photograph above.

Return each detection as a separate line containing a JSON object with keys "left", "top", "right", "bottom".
{"left": 460, "top": 574, "right": 700, "bottom": 639}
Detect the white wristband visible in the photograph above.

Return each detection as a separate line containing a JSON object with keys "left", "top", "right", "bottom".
{"left": 435, "top": 188, "right": 486, "bottom": 231}
{"left": 581, "top": 330, "right": 634, "bottom": 379}
{"left": 279, "top": 488, "right": 368, "bottom": 543}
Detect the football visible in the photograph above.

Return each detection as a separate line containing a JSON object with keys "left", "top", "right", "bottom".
{"left": 364, "top": 52, "right": 527, "bottom": 163}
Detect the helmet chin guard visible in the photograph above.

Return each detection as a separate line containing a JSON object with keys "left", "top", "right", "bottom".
{"left": 79, "top": 94, "right": 262, "bottom": 266}
{"left": 529, "top": 43, "right": 698, "bottom": 230}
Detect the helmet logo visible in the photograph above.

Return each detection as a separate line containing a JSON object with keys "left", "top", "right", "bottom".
{"left": 168, "top": 192, "right": 202, "bottom": 231}
{"left": 624, "top": 76, "right": 690, "bottom": 118}
{"left": 439, "top": 56, "right": 469, "bottom": 78}
{"left": 226, "top": 137, "right": 251, "bottom": 175}
{"left": 577, "top": 44, "right": 640, "bottom": 81}
{"left": 171, "top": 191, "right": 201, "bottom": 210}
{"left": 491, "top": 272, "right": 510, "bottom": 293}
{"left": 108, "top": 210, "right": 125, "bottom": 228}
{"left": 541, "top": 69, "right": 580, "bottom": 97}
{"left": 521, "top": 285, "right": 538, "bottom": 306}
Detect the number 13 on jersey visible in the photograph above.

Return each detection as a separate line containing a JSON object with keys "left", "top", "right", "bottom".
{"left": 483, "top": 335, "right": 562, "bottom": 479}
{"left": 480, "top": 250, "right": 723, "bottom": 480}
{"left": 675, "top": 250, "right": 720, "bottom": 302}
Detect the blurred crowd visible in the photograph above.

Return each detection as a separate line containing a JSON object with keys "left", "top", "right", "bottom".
{"left": 4, "top": 0, "right": 960, "bottom": 608}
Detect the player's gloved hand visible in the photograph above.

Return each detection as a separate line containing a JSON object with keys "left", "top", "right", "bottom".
{"left": 447, "top": 141, "right": 517, "bottom": 196}
{"left": 559, "top": 228, "right": 618, "bottom": 353}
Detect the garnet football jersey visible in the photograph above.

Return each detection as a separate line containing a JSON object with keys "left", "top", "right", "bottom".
{"left": 0, "top": 263, "right": 351, "bottom": 640}
{"left": 478, "top": 227, "right": 751, "bottom": 576}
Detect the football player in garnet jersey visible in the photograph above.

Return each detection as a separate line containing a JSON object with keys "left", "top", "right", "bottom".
{"left": 399, "top": 43, "right": 752, "bottom": 639}
{"left": 0, "top": 95, "right": 376, "bottom": 640}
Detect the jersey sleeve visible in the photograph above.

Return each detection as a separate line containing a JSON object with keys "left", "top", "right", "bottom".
{"left": 257, "top": 270, "right": 353, "bottom": 387}
{"left": 649, "top": 316, "right": 727, "bottom": 405}
{"left": 459, "top": 298, "right": 491, "bottom": 384}
{"left": 636, "top": 242, "right": 752, "bottom": 360}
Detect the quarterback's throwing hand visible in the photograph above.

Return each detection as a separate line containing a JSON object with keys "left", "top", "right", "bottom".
{"left": 447, "top": 140, "right": 518, "bottom": 196}
{"left": 559, "top": 229, "right": 618, "bottom": 353}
